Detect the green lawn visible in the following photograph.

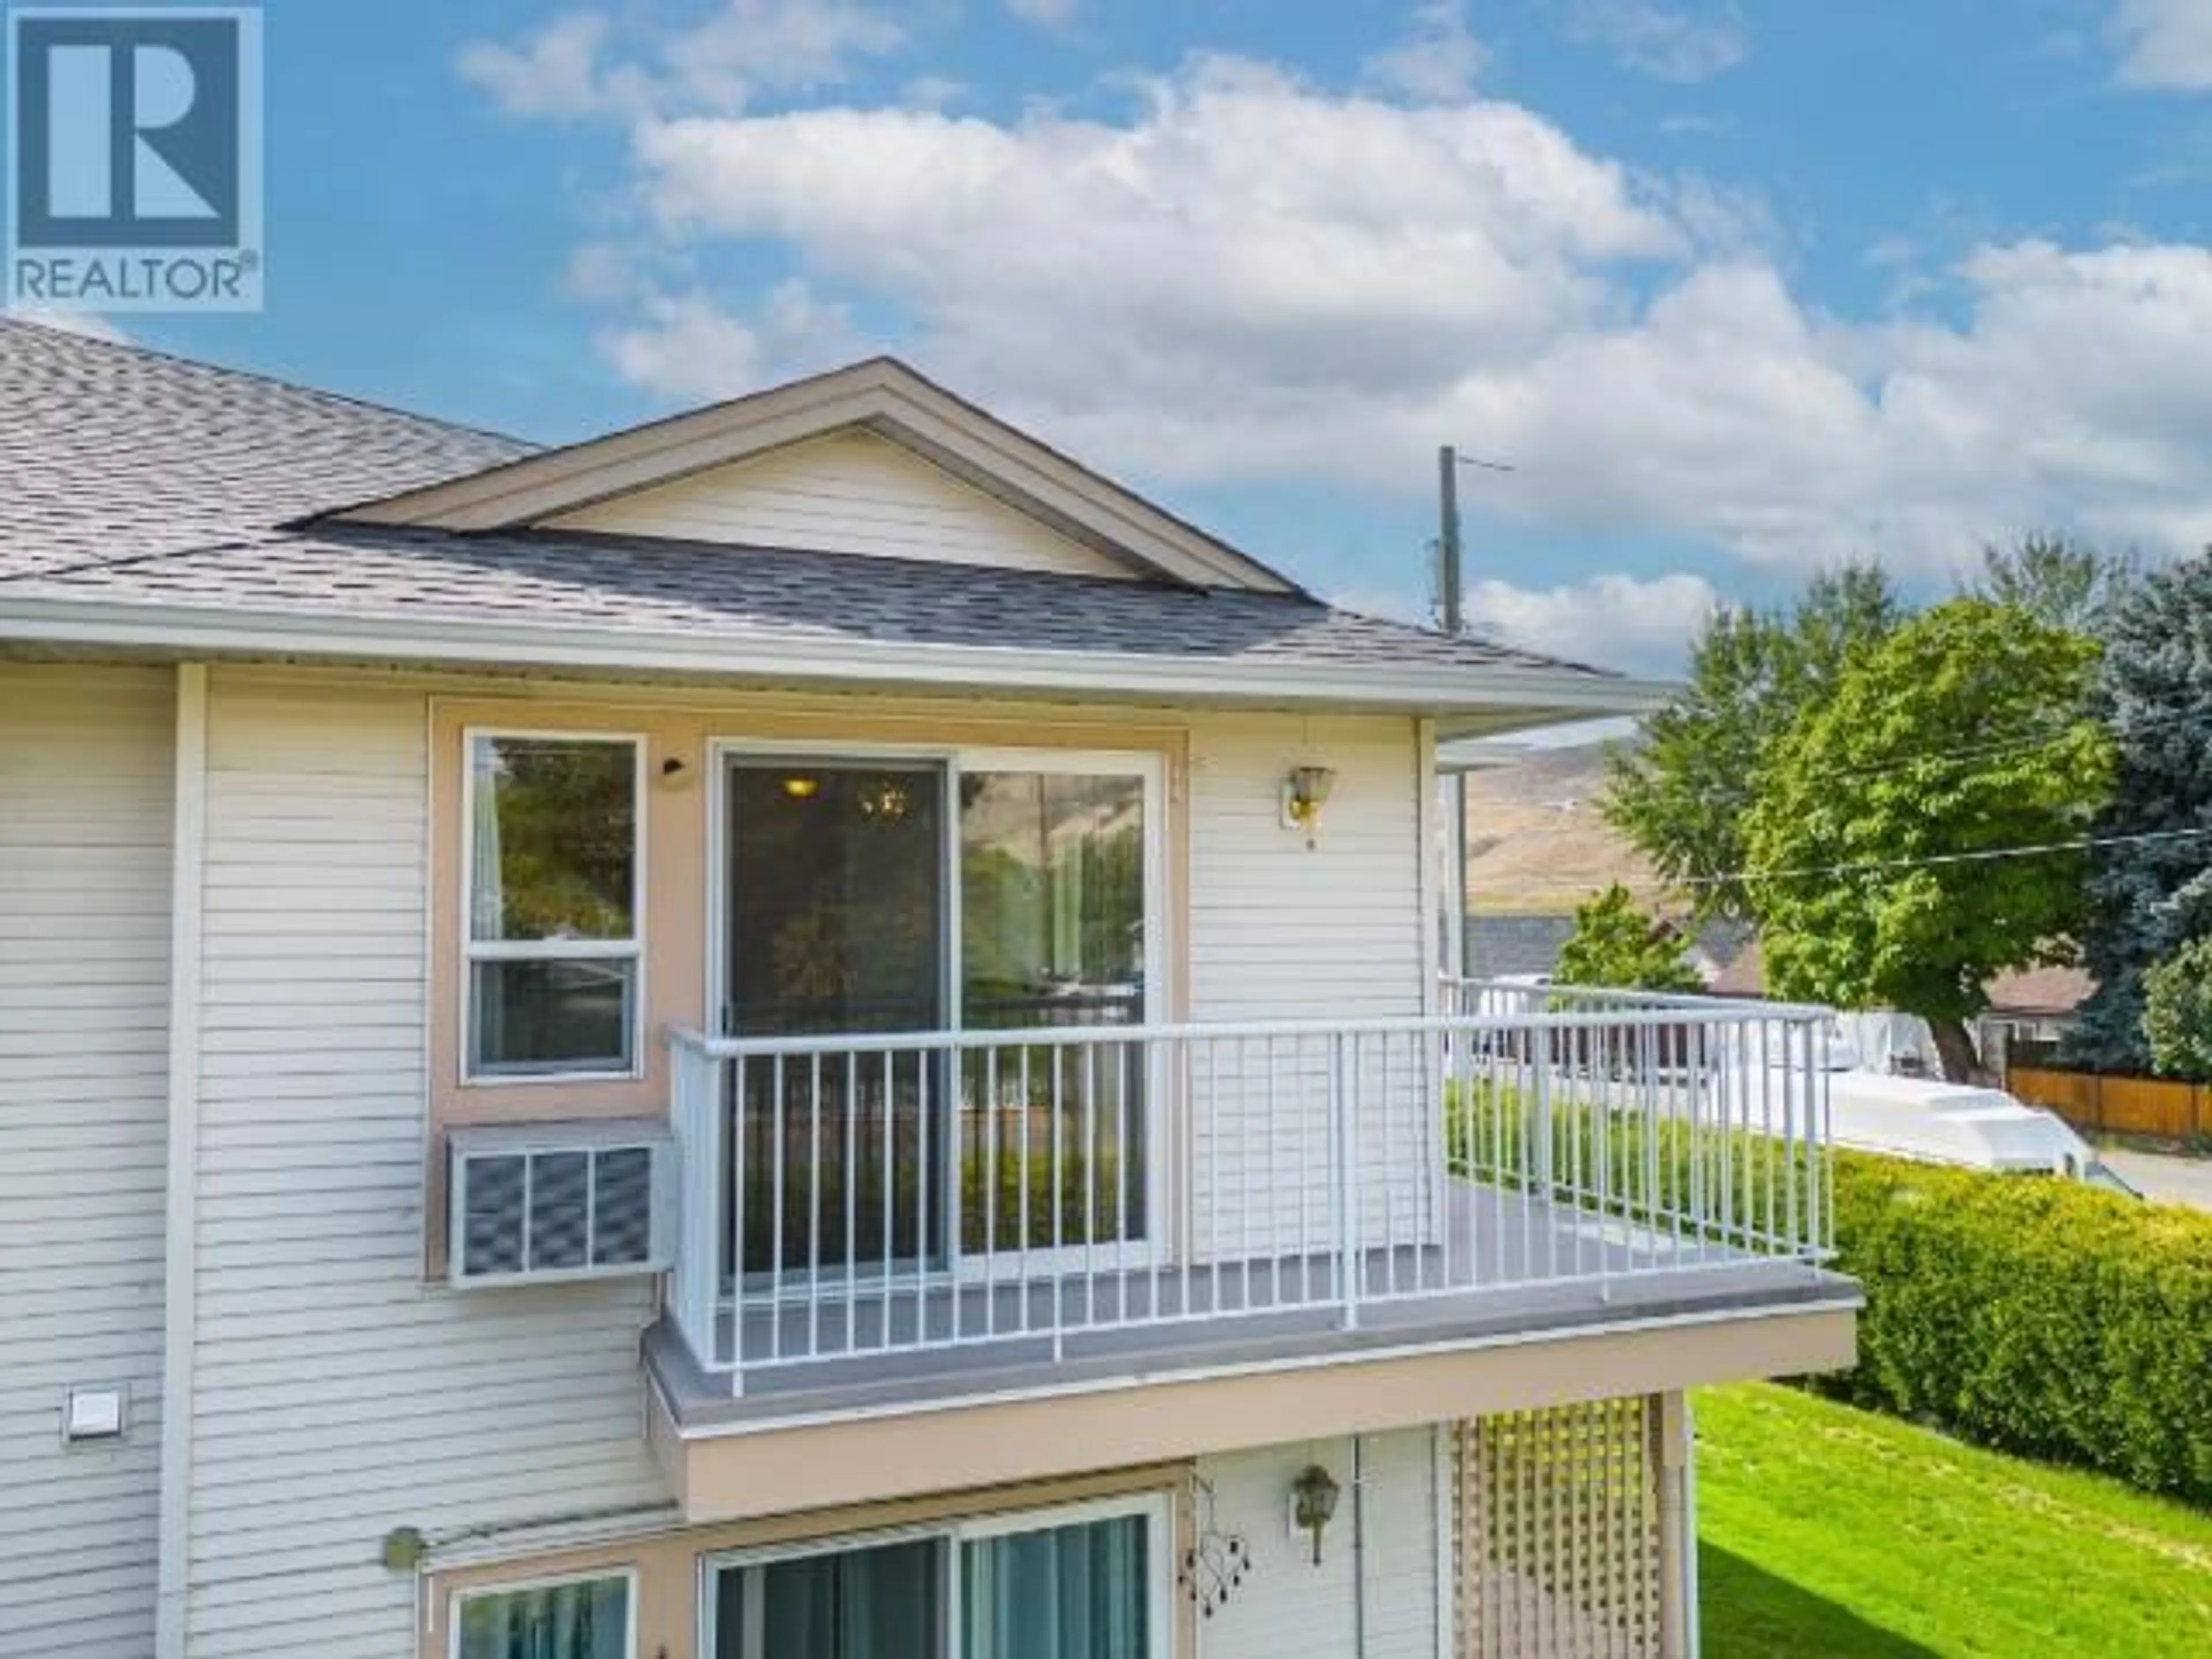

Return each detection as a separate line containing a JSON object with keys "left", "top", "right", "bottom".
{"left": 1696, "top": 1383, "right": 2212, "bottom": 1658}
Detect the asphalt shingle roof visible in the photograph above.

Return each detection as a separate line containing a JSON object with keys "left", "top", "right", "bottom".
{"left": 0, "top": 317, "right": 531, "bottom": 583}
{"left": 0, "top": 320, "right": 1613, "bottom": 679}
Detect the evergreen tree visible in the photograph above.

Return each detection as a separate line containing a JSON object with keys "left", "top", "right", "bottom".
{"left": 1966, "top": 535, "right": 2139, "bottom": 638}
{"left": 2071, "top": 554, "right": 2212, "bottom": 1070}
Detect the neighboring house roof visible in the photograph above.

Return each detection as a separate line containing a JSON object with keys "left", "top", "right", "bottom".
{"left": 1468, "top": 911, "right": 1749, "bottom": 983}
{"left": 0, "top": 321, "right": 1669, "bottom": 725}
{"left": 1703, "top": 938, "right": 2093, "bottom": 1020}
{"left": 1465, "top": 914, "right": 1580, "bottom": 979}
{"left": 1985, "top": 965, "right": 2094, "bottom": 1020}
{"left": 1708, "top": 938, "right": 1766, "bottom": 999}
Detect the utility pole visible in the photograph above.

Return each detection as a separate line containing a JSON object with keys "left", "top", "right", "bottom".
{"left": 1433, "top": 445, "right": 1513, "bottom": 984}
{"left": 1438, "top": 444, "right": 1464, "bottom": 634}
{"left": 1437, "top": 445, "right": 1467, "bottom": 984}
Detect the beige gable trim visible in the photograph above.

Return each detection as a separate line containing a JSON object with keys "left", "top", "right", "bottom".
{"left": 329, "top": 358, "right": 1297, "bottom": 594}
{"left": 544, "top": 429, "right": 1142, "bottom": 581}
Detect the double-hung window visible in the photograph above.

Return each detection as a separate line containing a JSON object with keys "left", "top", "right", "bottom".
{"left": 464, "top": 732, "right": 645, "bottom": 1081}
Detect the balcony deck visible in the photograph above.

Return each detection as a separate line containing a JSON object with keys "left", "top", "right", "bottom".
{"left": 654, "top": 990, "right": 1851, "bottom": 1444}
{"left": 648, "top": 1178, "right": 1851, "bottom": 1432}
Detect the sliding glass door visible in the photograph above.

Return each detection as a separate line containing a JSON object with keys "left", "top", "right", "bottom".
{"left": 957, "top": 760, "right": 1157, "bottom": 1271}
{"left": 725, "top": 763, "right": 948, "bottom": 1279}
{"left": 721, "top": 749, "right": 1162, "bottom": 1285}
{"left": 706, "top": 1501, "right": 1163, "bottom": 1659}
{"left": 961, "top": 1508, "right": 1153, "bottom": 1659}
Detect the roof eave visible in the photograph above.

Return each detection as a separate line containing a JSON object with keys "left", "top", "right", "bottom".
{"left": 0, "top": 594, "right": 1669, "bottom": 722}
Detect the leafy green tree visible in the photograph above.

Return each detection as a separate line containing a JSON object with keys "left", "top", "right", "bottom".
{"left": 2141, "top": 935, "right": 2212, "bottom": 1080}
{"left": 1555, "top": 883, "right": 1703, "bottom": 993}
{"left": 2073, "top": 554, "right": 2212, "bottom": 1070}
{"left": 1966, "top": 535, "right": 2139, "bottom": 638}
{"left": 1743, "top": 599, "right": 2113, "bottom": 1082}
{"left": 1605, "top": 562, "right": 1906, "bottom": 921}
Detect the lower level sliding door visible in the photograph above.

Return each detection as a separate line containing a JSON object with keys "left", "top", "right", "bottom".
{"left": 708, "top": 1498, "right": 1165, "bottom": 1659}
{"left": 960, "top": 1508, "right": 1154, "bottom": 1659}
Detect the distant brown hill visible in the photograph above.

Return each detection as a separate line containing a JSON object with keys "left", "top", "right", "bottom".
{"left": 1463, "top": 741, "right": 1668, "bottom": 916}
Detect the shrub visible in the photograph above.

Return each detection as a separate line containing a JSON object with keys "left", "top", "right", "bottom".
{"left": 1449, "top": 1081, "right": 2212, "bottom": 1504}
{"left": 1820, "top": 1151, "right": 2212, "bottom": 1505}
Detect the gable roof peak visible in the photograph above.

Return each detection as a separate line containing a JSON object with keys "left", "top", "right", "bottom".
{"left": 322, "top": 353, "right": 1305, "bottom": 596}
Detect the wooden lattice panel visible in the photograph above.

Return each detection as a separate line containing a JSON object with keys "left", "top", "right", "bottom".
{"left": 1455, "top": 1398, "right": 1666, "bottom": 1658}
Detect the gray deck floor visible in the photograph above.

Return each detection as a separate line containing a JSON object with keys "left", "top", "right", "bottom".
{"left": 652, "top": 1184, "right": 1852, "bottom": 1429}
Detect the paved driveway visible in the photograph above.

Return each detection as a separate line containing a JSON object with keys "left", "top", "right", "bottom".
{"left": 2098, "top": 1148, "right": 2212, "bottom": 1212}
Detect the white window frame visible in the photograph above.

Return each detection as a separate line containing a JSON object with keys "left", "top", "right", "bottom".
{"left": 449, "top": 1566, "right": 639, "bottom": 1659}
{"left": 460, "top": 728, "right": 648, "bottom": 1086}
{"left": 695, "top": 1493, "right": 1172, "bottom": 1659}
{"left": 705, "top": 740, "right": 1170, "bottom": 1279}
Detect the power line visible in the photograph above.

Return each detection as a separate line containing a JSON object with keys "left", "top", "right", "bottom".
{"left": 1601, "top": 704, "right": 2212, "bottom": 797}
{"left": 1696, "top": 825, "right": 2212, "bottom": 889}
{"left": 1803, "top": 706, "right": 2212, "bottom": 786}
{"left": 1463, "top": 825, "right": 2212, "bottom": 908}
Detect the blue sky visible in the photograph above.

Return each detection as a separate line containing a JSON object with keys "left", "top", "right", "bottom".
{"left": 90, "top": 0, "right": 2212, "bottom": 673}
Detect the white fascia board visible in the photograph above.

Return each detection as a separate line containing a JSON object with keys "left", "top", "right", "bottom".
{"left": 0, "top": 596, "right": 1676, "bottom": 720}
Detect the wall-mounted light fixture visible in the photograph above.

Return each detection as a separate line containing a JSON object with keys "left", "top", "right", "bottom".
{"left": 1289, "top": 1464, "right": 1341, "bottom": 1565}
{"left": 1281, "top": 766, "right": 1338, "bottom": 847}
{"left": 657, "top": 755, "right": 694, "bottom": 792}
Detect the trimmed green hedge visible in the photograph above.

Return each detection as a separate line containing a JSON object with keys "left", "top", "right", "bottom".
{"left": 1448, "top": 1083, "right": 2212, "bottom": 1505}
{"left": 1822, "top": 1150, "right": 2212, "bottom": 1506}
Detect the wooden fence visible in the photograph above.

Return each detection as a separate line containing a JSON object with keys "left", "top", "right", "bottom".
{"left": 2006, "top": 1064, "right": 2212, "bottom": 1141}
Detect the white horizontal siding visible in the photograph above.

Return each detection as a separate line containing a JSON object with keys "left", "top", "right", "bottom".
{"left": 1185, "top": 714, "right": 1434, "bottom": 1257}
{"left": 0, "top": 664, "right": 173, "bottom": 1659}
{"left": 184, "top": 676, "right": 666, "bottom": 1659}
{"left": 1196, "top": 1427, "right": 1443, "bottom": 1659}
{"left": 547, "top": 428, "right": 1136, "bottom": 579}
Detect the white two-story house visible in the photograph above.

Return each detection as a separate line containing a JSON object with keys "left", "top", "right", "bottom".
{"left": 0, "top": 321, "right": 1855, "bottom": 1659}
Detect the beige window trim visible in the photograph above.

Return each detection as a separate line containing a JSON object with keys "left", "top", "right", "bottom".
{"left": 419, "top": 1463, "right": 1195, "bottom": 1659}
{"left": 424, "top": 692, "right": 1191, "bottom": 1276}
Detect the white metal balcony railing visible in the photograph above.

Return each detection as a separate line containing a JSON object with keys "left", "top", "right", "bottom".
{"left": 664, "top": 981, "right": 1835, "bottom": 1395}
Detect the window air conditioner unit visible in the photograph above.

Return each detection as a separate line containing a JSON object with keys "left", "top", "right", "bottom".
{"left": 447, "top": 1119, "right": 673, "bottom": 1288}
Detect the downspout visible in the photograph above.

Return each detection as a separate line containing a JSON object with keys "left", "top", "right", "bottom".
{"left": 1658, "top": 1392, "right": 1693, "bottom": 1659}
{"left": 156, "top": 663, "right": 209, "bottom": 1659}
{"left": 1683, "top": 1396, "right": 1703, "bottom": 1659}
{"left": 1351, "top": 1435, "right": 1369, "bottom": 1659}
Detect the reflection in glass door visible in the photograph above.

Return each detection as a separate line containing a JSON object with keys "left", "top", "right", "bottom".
{"left": 957, "top": 767, "right": 1154, "bottom": 1265}
{"left": 712, "top": 1537, "right": 941, "bottom": 1659}
{"left": 725, "top": 763, "right": 947, "bottom": 1280}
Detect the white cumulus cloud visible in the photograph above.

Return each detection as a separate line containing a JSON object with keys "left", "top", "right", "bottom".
{"left": 456, "top": 28, "right": 2212, "bottom": 588}
{"left": 1465, "top": 573, "right": 1719, "bottom": 679}
{"left": 1004, "top": 0, "right": 1081, "bottom": 28}
{"left": 458, "top": 12, "right": 630, "bottom": 119}
{"left": 596, "top": 280, "right": 858, "bottom": 402}
{"left": 2112, "top": 0, "right": 2212, "bottom": 88}
{"left": 457, "top": 1, "right": 904, "bottom": 119}
{"left": 1365, "top": 1, "right": 1487, "bottom": 104}
{"left": 1562, "top": 1, "right": 1749, "bottom": 84}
